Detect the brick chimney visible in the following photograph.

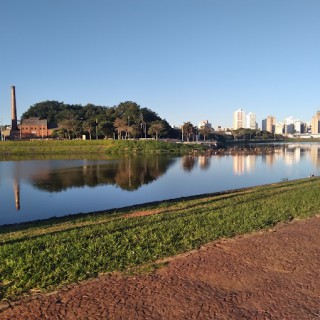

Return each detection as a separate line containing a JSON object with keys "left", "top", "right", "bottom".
{"left": 11, "top": 85, "right": 19, "bottom": 130}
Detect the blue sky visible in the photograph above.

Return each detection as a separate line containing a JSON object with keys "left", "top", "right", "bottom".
{"left": 0, "top": 0, "right": 319, "bottom": 128}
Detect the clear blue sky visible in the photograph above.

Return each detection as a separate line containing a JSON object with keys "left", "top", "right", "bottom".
{"left": 1, "top": 0, "right": 319, "bottom": 129}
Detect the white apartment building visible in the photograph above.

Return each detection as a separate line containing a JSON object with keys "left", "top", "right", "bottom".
{"left": 275, "top": 122, "right": 284, "bottom": 134}
{"left": 246, "top": 112, "right": 257, "bottom": 130}
{"left": 283, "top": 116, "right": 306, "bottom": 134}
{"left": 233, "top": 109, "right": 245, "bottom": 129}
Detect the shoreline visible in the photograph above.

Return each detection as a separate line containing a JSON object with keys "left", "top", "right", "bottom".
{"left": 0, "top": 177, "right": 319, "bottom": 302}
{"left": 0, "top": 177, "right": 312, "bottom": 230}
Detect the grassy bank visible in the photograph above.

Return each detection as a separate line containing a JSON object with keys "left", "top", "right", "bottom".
{"left": 0, "top": 177, "right": 319, "bottom": 301}
{"left": 0, "top": 140, "right": 205, "bottom": 157}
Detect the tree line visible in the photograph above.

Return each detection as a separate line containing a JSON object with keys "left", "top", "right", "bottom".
{"left": 22, "top": 100, "right": 280, "bottom": 141}
{"left": 22, "top": 101, "right": 179, "bottom": 140}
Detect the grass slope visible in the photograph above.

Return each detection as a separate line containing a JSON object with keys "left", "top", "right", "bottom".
{"left": 0, "top": 178, "right": 319, "bottom": 300}
{"left": 0, "top": 140, "right": 205, "bottom": 156}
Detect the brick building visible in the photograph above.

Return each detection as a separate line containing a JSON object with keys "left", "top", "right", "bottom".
{"left": 20, "top": 117, "right": 56, "bottom": 138}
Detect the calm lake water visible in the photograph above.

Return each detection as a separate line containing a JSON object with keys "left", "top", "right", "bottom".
{"left": 1, "top": 142, "right": 319, "bottom": 226}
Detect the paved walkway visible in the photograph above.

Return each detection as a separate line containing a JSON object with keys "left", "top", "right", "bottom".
{"left": 1, "top": 216, "right": 320, "bottom": 319}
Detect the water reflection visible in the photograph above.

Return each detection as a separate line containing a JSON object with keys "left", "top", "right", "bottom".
{"left": 1, "top": 143, "right": 320, "bottom": 225}
{"left": 232, "top": 155, "right": 256, "bottom": 176}
{"left": 30, "top": 156, "right": 175, "bottom": 192}
{"left": 13, "top": 178, "right": 20, "bottom": 210}
{"left": 5, "top": 155, "right": 175, "bottom": 212}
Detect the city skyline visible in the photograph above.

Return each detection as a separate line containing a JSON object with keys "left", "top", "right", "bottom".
{"left": 1, "top": 1, "right": 320, "bottom": 128}
{"left": 1, "top": 84, "right": 318, "bottom": 132}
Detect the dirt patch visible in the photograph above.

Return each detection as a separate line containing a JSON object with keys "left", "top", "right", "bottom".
{"left": 1, "top": 217, "right": 320, "bottom": 319}
{"left": 122, "top": 209, "right": 164, "bottom": 218}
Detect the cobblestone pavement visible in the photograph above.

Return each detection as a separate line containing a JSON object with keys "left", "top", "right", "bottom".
{"left": 1, "top": 216, "right": 320, "bottom": 319}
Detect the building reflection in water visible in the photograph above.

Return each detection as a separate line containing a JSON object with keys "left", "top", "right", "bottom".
{"left": 7, "top": 144, "right": 320, "bottom": 211}
{"left": 284, "top": 145, "right": 301, "bottom": 166}
{"left": 310, "top": 144, "right": 320, "bottom": 168}
{"left": 199, "top": 156, "right": 211, "bottom": 169}
{"left": 233, "top": 154, "right": 256, "bottom": 176}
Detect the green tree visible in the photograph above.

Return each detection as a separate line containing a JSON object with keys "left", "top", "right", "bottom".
{"left": 113, "top": 118, "right": 127, "bottom": 139}
{"left": 199, "top": 126, "right": 211, "bottom": 141}
{"left": 148, "top": 121, "right": 166, "bottom": 140}
{"left": 82, "top": 119, "right": 95, "bottom": 140}
{"left": 182, "top": 122, "right": 195, "bottom": 142}
{"left": 22, "top": 101, "right": 66, "bottom": 123}
{"left": 58, "top": 110, "right": 81, "bottom": 139}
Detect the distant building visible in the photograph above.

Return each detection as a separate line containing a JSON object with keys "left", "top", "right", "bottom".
{"left": 1, "top": 126, "right": 11, "bottom": 140}
{"left": 245, "top": 112, "right": 257, "bottom": 130}
{"left": 233, "top": 108, "right": 245, "bottom": 129}
{"left": 275, "top": 122, "right": 284, "bottom": 134}
{"left": 6, "top": 86, "right": 59, "bottom": 139}
{"left": 294, "top": 120, "right": 307, "bottom": 134}
{"left": 20, "top": 117, "right": 57, "bottom": 138}
{"left": 266, "top": 116, "right": 276, "bottom": 133}
{"left": 262, "top": 119, "right": 267, "bottom": 132}
{"left": 311, "top": 111, "right": 320, "bottom": 134}
{"left": 198, "top": 120, "right": 212, "bottom": 129}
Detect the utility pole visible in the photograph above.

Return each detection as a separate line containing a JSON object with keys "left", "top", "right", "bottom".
{"left": 181, "top": 123, "right": 184, "bottom": 141}
{"left": 95, "top": 119, "right": 98, "bottom": 140}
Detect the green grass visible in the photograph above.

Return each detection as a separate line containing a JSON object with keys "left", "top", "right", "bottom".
{"left": 0, "top": 178, "right": 319, "bottom": 300}
{"left": 0, "top": 140, "right": 205, "bottom": 157}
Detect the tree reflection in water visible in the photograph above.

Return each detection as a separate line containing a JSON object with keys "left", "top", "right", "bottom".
{"left": 31, "top": 155, "right": 176, "bottom": 192}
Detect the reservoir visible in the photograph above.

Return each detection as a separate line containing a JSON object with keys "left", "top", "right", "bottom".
{"left": 0, "top": 142, "right": 319, "bottom": 226}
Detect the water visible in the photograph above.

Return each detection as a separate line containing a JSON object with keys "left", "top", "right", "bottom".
{"left": 0, "top": 142, "right": 319, "bottom": 226}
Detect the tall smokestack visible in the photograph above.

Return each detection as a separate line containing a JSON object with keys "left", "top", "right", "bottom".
{"left": 11, "top": 85, "right": 18, "bottom": 130}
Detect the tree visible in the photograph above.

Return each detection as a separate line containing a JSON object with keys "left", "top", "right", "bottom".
{"left": 22, "top": 101, "right": 66, "bottom": 123}
{"left": 21, "top": 99, "right": 181, "bottom": 139}
{"left": 199, "top": 126, "right": 211, "bottom": 141}
{"left": 58, "top": 110, "right": 81, "bottom": 139}
{"left": 116, "top": 102, "right": 141, "bottom": 125}
{"left": 148, "top": 121, "right": 166, "bottom": 140}
{"left": 182, "top": 122, "right": 195, "bottom": 142}
{"left": 113, "top": 118, "right": 127, "bottom": 139}
{"left": 82, "top": 120, "right": 95, "bottom": 140}
{"left": 129, "top": 124, "right": 141, "bottom": 138}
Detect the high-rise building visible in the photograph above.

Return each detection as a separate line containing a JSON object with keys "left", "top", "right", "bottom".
{"left": 233, "top": 109, "right": 245, "bottom": 129}
{"left": 266, "top": 116, "right": 276, "bottom": 133}
{"left": 284, "top": 116, "right": 295, "bottom": 134}
{"left": 275, "top": 122, "right": 284, "bottom": 134}
{"left": 311, "top": 111, "right": 320, "bottom": 134}
{"left": 246, "top": 112, "right": 257, "bottom": 130}
{"left": 262, "top": 119, "right": 267, "bottom": 132}
{"left": 294, "top": 120, "right": 304, "bottom": 133}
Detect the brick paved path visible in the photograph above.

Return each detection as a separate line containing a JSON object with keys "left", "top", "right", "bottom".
{"left": 1, "top": 216, "right": 320, "bottom": 319}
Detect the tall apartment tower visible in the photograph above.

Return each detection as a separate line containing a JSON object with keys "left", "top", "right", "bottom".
{"left": 246, "top": 112, "right": 257, "bottom": 130}
{"left": 11, "top": 86, "right": 19, "bottom": 131}
{"left": 311, "top": 111, "right": 320, "bottom": 134}
{"left": 266, "top": 116, "right": 276, "bottom": 133}
{"left": 233, "top": 108, "right": 245, "bottom": 130}
{"left": 262, "top": 116, "right": 276, "bottom": 133}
